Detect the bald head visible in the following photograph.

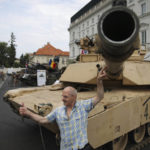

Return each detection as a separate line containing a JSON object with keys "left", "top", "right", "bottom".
{"left": 63, "top": 86, "right": 77, "bottom": 97}
{"left": 62, "top": 86, "right": 77, "bottom": 107}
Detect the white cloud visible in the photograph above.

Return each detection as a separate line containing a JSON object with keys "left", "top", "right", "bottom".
{"left": 0, "top": 0, "right": 7, "bottom": 3}
{"left": 0, "top": 0, "right": 90, "bottom": 58}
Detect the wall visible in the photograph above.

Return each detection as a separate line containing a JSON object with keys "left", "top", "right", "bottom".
{"left": 128, "top": 0, "right": 150, "bottom": 50}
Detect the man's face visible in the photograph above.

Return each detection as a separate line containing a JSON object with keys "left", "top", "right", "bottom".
{"left": 62, "top": 90, "right": 76, "bottom": 107}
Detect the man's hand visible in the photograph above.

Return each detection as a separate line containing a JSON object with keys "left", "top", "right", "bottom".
{"left": 97, "top": 66, "right": 107, "bottom": 81}
{"left": 19, "top": 103, "right": 30, "bottom": 117}
{"left": 19, "top": 102, "right": 50, "bottom": 124}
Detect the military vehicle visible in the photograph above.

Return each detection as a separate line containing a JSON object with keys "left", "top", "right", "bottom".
{"left": 4, "top": 5, "right": 150, "bottom": 150}
{"left": 17, "top": 61, "right": 64, "bottom": 86}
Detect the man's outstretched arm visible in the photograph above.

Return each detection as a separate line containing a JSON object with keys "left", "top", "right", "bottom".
{"left": 19, "top": 103, "right": 49, "bottom": 124}
{"left": 93, "top": 67, "right": 107, "bottom": 106}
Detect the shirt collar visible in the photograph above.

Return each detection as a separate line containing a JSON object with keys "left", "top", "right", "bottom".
{"left": 63, "top": 101, "right": 79, "bottom": 111}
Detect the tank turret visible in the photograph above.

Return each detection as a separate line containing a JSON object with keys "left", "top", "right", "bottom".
{"left": 75, "top": 6, "right": 140, "bottom": 79}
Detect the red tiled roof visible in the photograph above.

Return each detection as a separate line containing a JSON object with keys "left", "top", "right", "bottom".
{"left": 35, "top": 43, "right": 69, "bottom": 56}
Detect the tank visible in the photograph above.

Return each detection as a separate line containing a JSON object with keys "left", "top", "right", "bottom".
{"left": 4, "top": 6, "right": 150, "bottom": 150}
{"left": 17, "top": 61, "right": 64, "bottom": 86}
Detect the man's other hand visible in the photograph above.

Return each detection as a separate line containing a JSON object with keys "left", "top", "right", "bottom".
{"left": 97, "top": 66, "right": 107, "bottom": 81}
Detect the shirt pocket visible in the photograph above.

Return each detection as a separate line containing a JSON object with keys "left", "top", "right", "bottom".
{"left": 58, "top": 118, "right": 70, "bottom": 128}
{"left": 73, "top": 115, "right": 84, "bottom": 129}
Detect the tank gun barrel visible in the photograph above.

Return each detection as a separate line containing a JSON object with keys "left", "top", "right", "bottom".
{"left": 97, "top": 6, "right": 140, "bottom": 78}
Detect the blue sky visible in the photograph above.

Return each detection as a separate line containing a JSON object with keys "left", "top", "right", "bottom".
{"left": 0, "top": 0, "right": 90, "bottom": 58}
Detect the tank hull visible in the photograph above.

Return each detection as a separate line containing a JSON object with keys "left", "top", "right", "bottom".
{"left": 4, "top": 86, "right": 150, "bottom": 149}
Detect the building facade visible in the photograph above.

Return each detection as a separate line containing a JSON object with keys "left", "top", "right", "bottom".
{"left": 68, "top": 0, "right": 150, "bottom": 59}
{"left": 30, "top": 43, "right": 69, "bottom": 69}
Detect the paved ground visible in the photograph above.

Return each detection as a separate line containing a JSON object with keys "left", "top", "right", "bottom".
{"left": 0, "top": 76, "right": 58, "bottom": 150}
{"left": 0, "top": 76, "right": 150, "bottom": 150}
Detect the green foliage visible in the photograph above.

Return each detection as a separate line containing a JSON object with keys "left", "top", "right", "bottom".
{"left": 0, "top": 42, "right": 9, "bottom": 67}
{"left": 76, "top": 55, "right": 80, "bottom": 61}
{"left": 19, "top": 53, "right": 29, "bottom": 67}
{"left": 9, "top": 32, "right": 16, "bottom": 65}
{"left": 0, "top": 32, "right": 16, "bottom": 67}
{"left": 13, "top": 62, "right": 20, "bottom": 68}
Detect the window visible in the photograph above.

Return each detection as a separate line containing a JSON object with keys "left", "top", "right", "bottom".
{"left": 87, "top": 29, "right": 89, "bottom": 36}
{"left": 129, "top": 0, "right": 133, "bottom": 3}
{"left": 87, "top": 21, "right": 89, "bottom": 26}
{"left": 97, "top": 15, "right": 100, "bottom": 22}
{"left": 92, "top": 27, "right": 94, "bottom": 34}
{"left": 79, "top": 26, "right": 80, "bottom": 31}
{"left": 82, "top": 23, "right": 84, "bottom": 29}
{"left": 141, "top": 3, "right": 146, "bottom": 15}
{"left": 72, "top": 47, "right": 75, "bottom": 57}
{"left": 83, "top": 31, "right": 85, "bottom": 37}
{"left": 92, "top": 18, "right": 94, "bottom": 24}
{"left": 79, "top": 32, "right": 81, "bottom": 39}
{"left": 62, "top": 58, "right": 65, "bottom": 64}
{"left": 72, "top": 32, "right": 75, "bottom": 40}
{"left": 141, "top": 30, "right": 146, "bottom": 45}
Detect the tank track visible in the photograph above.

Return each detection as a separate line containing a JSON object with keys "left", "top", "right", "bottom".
{"left": 126, "top": 137, "right": 150, "bottom": 150}
{"left": 97, "top": 136, "right": 150, "bottom": 150}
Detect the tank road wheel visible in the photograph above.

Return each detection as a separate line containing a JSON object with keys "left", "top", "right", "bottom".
{"left": 112, "top": 134, "right": 128, "bottom": 150}
{"left": 146, "top": 123, "right": 150, "bottom": 136}
{"left": 132, "top": 125, "right": 146, "bottom": 143}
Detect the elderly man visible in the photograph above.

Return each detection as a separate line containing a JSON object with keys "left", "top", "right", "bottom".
{"left": 19, "top": 67, "right": 106, "bottom": 150}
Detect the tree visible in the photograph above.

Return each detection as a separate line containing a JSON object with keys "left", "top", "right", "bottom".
{"left": 0, "top": 32, "right": 17, "bottom": 67}
{"left": 0, "top": 42, "right": 9, "bottom": 67}
{"left": 20, "top": 54, "right": 29, "bottom": 67}
{"left": 20, "top": 54, "right": 24, "bottom": 67}
{"left": 8, "top": 32, "right": 16, "bottom": 66}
